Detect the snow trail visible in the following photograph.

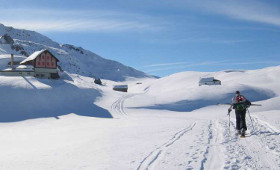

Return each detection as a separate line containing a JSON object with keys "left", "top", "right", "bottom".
{"left": 199, "top": 121, "right": 213, "bottom": 169}
{"left": 137, "top": 122, "right": 196, "bottom": 170}
{"left": 203, "top": 120, "right": 225, "bottom": 170}
{"left": 221, "top": 113, "right": 280, "bottom": 170}
{"left": 111, "top": 94, "right": 135, "bottom": 116}
{"left": 251, "top": 116, "right": 280, "bottom": 165}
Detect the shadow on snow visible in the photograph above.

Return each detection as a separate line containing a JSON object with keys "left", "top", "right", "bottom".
{"left": 0, "top": 77, "right": 112, "bottom": 122}
{"left": 131, "top": 88, "right": 276, "bottom": 112}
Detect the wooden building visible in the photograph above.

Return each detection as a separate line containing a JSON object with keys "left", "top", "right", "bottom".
{"left": 20, "top": 49, "right": 60, "bottom": 79}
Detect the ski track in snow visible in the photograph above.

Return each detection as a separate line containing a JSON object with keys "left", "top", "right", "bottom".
{"left": 221, "top": 113, "right": 280, "bottom": 170}
{"left": 137, "top": 122, "right": 196, "bottom": 170}
{"left": 200, "top": 120, "right": 225, "bottom": 170}
{"left": 210, "top": 120, "right": 226, "bottom": 169}
{"left": 199, "top": 121, "right": 213, "bottom": 169}
{"left": 182, "top": 120, "right": 225, "bottom": 170}
{"left": 251, "top": 116, "right": 280, "bottom": 161}
{"left": 184, "top": 121, "right": 212, "bottom": 170}
{"left": 111, "top": 94, "right": 135, "bottom": 116}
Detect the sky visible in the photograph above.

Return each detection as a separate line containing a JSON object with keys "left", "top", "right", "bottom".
{"left": 0, "top": 0, "right": 280, "bottom": 77}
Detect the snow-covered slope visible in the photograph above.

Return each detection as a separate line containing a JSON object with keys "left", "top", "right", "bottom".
{"left": 108, "top": 66, "right": 280, "bottom": 170}
{"left": 126, "top": 66, "right": 279, "bottom": 112}
{"left": 0, "top": 65, "right": 280, "bottom": 169}
{"left": 0, "top": 23, "right": 151, "bottom": 81}
{"left": 0, "top": 75, "right": 114, "bottom": 122}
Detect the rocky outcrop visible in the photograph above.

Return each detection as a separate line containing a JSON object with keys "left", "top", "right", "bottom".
{"left": 63, "top": 44, "right": 84, "bottom": 54}
{"left": 0, "top": 33, "right": 28, "bottom": 56}
{"left": 11, "top": 44, "right": 24, "bottom": 51}
{"left": 0, "top": 34, "right": 14, "bottom": 44}
{"left": 20, "top": 51, "right": 28, "bottom": 57}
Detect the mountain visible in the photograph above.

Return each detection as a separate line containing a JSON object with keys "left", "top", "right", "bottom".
{"left": 0, "top": 23, "right": 152, "bottom": 81}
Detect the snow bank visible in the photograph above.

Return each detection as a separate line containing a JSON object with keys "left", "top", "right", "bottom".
{"left": 0, "top": 75, "right": 112, "bottom": 122}
{"left": 0, "top": 54, "right": 26, "bottom": 70}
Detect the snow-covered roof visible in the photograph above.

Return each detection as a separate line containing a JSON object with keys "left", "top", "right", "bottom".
{"left": 199, "top": 77, "right": 214, "bottom": 82}
{"left": 199, "top": 77, "right": 221, "bottom": 82}
{"left": 0, "top": 55, "right": 27, "bottom": 70}
{"left": 20, "top": 49, "right": 59, "bottom": 64}
{"left": 20, "top": 49, "right": 45, "bottom": 64}
{"left": 114, "top": 85, "right": 128, "bottom": 89}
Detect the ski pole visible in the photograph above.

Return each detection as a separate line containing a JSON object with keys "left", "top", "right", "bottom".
{"left": 247, "top": 109, "right": 255, "bottom": 132}
{"left": 228, "top": 110, "right": 231, "bottom": 134}
{"left": 229, "top": 113, "right": 230, "bottom": 134}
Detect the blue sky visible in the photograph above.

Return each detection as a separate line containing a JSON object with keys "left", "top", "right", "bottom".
{"left": 1, "top": 0, "right": 280, "bottom": 77}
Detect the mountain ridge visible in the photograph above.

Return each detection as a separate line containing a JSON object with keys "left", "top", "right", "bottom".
{"left": 0, "top": 23, "right": 152, "bottom": 81}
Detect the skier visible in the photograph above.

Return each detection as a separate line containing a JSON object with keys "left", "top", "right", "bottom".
{"left": 228, "top": 91, "right": 251, "bottom": 137}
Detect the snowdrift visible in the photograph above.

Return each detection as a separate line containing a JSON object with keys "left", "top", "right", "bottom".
{"left": 0, "top": 75, "right": 112, "bottom": 122}
{"left": 127, "top": 66, "right": 279, "bottom": 112}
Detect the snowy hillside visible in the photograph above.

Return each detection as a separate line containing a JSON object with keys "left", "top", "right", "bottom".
{"left": 0, "top": 65, "right": 279, "bottom": 169}
{"left": 0, "top": 23, "right": 151, "bottom": 81}
{"left": 127, "top": 67, "right": 279, "bottom": 112}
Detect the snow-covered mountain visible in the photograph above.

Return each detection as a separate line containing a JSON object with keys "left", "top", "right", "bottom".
{"left": 0, "top": 23, "right": 151, "bottom": 81}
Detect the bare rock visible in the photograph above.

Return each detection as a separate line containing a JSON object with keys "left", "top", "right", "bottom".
{"left": 0, "top": 34, "right": 14, "bottom": 44}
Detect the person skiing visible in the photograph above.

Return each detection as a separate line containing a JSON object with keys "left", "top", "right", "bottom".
{"left": 228, "top": 91, "right": 251, "bottom": 137}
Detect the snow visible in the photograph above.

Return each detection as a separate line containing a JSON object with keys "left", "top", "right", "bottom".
{"left": 0, "top": 23, "right": 152, "bottom": 81}
{"left": 0, "top": 23, "right": 279, "bottom": 170}
{"left": 0, "top": 54, "right": 27, "bottom": 70}
{"left": 0, "top": 65, "right": 279, "bottom": 170}
{"left": 20, "top": 49, "right": 46, "bottom": 64}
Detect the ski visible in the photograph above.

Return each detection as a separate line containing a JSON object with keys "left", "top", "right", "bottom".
{"left": 218, "top": 103, "right": 262, "bottom": 106}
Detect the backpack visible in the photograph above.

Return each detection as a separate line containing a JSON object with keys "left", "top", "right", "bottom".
{"left": 234, "top": 95, "right": 247, "bottom": 111}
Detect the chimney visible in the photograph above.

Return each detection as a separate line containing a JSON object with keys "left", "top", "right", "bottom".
{"left": 11, "top": 54, "right": 14, "bottom": 70}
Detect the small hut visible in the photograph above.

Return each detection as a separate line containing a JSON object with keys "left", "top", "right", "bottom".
{"left": 20, "top": 49, "right": 60, "bottom": 79}
{"left": 199, "top": 77, "right": 221, "bottom": 86}
{"left": 113, "top": 85, "right": 128, "bottom": 92}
